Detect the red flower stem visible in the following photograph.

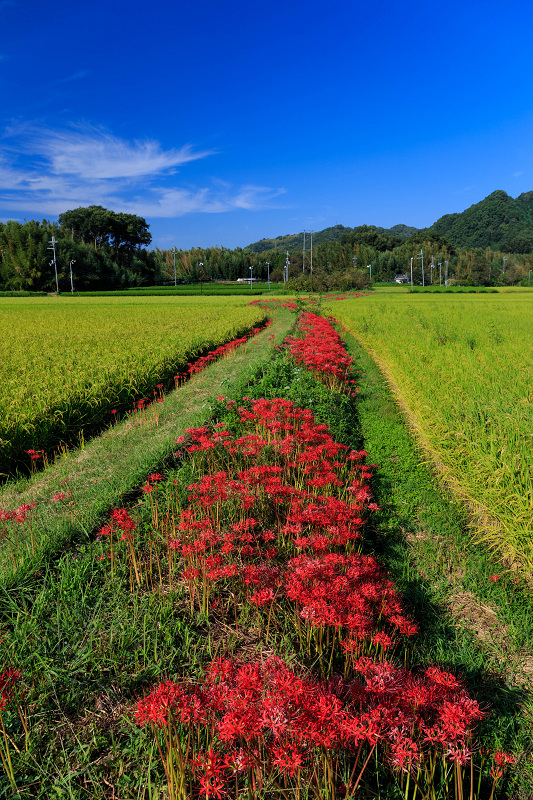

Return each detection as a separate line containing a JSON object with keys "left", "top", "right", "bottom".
{"left": 347, "top": 742, "right": 377, "bottom": 796}
{"left": 347, "top": 741, "right": 363, "bottom": 789}
{"left": 0, "top": 713, "right": 16, "bottom": 790}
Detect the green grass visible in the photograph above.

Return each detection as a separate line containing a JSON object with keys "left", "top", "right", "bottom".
{"left": 340, "top": 330, "right": 533, "bottom": 785}
{"left": 73, "top": 283, "right": 285, "bottom": 296}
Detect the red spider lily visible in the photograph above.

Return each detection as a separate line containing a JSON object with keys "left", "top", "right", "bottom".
{"left": 51, "top": 491, "right": 72, "bottom": 504}
{"left": 285, "top": 313, "right": 356, "bottom": 390}
{"left": 173, "top": 324, "right": 271, "bottom": 389}
{"left": 0, "top": 503, "right": 38, "bottom": 557}
{"left": 285, "top": 552, "right": 417, "bottom": 668}
{"left": 270, "top": 743, "right": 304, "bottom": 777}
{"left": 100, "top": 508, "right": 140, "bottom": 585}
{"left": 137, "top": 653, "right": 486, "bottom": 799}
{"left": 490, "top": 749, "right": 516, "bottom": 780}
{"left": 0, "top": 669, "right": 21, "bottom": 713}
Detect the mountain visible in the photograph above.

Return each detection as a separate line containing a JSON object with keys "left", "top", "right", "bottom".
{"left": 246, "top": 191, "right": 533, "bottom": 255}
{"left": 246, "top": 225, "right": 352, "bottom": 254}
{"left": 384, "top": 224, "right": 419, "bottom": 240}
{"left": 246, "top": 223, "right": 418, "bottom": 253}
{"left": 426, "top": 190, "right": 533, "bottom": 252}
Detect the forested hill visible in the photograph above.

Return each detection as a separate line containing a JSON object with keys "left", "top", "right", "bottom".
{"left": 246, "top": 223, "right": 417, "bottom": 253}
{"left": 426, "top": 190, "right": 533, "bottom": 252}
{"left": 247, "top": 191, "right": 533, "bottom": 254}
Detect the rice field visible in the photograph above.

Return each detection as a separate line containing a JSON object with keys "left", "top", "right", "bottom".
{"left": 0, "top": 295, "right": 266, "bottom": 477}
{"left": 325, "top": 293, "right": 533, "bottom": 567}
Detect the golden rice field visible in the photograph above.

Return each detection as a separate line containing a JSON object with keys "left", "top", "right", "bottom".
{"left": 326, "top": 293, "right": 533, "bottom": 567}
{"left": 0, "top": 296, "right": 266, "bottom": 477}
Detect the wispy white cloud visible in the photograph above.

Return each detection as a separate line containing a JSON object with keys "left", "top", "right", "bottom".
{"left": 48, "top": 70, "right": 91, "bottom": 88}
{"left": 34, "top": 124, "right": 213, "bottom": 180}
{"left": 0, "top": 124, "right": 284, "bottom": 218}
{"left": 512, "top": 170, "right": 524, "bottom": 177}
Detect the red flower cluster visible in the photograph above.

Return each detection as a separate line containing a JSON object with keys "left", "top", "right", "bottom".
{"left": 249, "top": 298, "right": 299, "bottom": 311}
{"left": 134, "top": 309, "right": 508, "bottom": 797}
{"left": 0, "top": 668, "right": 22, "bottom": 712}
{"left": 137, "top": 654, "right": 486, "bottom": 796}
{"left": 101, "top": 507, "right": 137, "bottom": 543}
{"left": 0, "top": 504, "right": 36, "bottom": 524}
{"left": 286, "top": 552, "right": 417, "bottom": 647}
{"left": 26, "top": 449, "right": 45, "bottom": 462}
{"left": 174, "top": 320, "right": 273, "bottom": 385}
{"left": 99, "top": 507, "right": 141, "bottom": 584}
{"left": 168, "top": 399, "right": 398, "bottom": 646}
{"left": 0, "top": 503, "right": 38, "bottom": 557}
{"left": 285, "top": 313, "right": 356, "bottom": 389}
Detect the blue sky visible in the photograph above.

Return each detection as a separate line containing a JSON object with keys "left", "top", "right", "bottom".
{"left": 1, "top": 0, "right": 533, "bottom": 249}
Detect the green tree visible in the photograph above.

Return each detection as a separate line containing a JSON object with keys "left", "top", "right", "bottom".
{"left": 58, "top": 206, "right": 151, "bottom": 253}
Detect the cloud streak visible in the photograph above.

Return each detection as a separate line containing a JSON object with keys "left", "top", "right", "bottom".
{"left": 48, "top": 70, "right": 91, "bottom": 88}
{"left": 0, "top": 124, "right": 284, "bottom": 219}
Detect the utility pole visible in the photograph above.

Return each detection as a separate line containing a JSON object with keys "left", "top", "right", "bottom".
{"left": 445, "top": 260, "right": 449, "bottom": 289}
{"left": 69, "top": 260, "right": 76, "bottom": 294}
{"left": 310, "top": 231, "right": 314, "bottom": 275}
{"left": 48, "top": 236, "right": 59, "bottom": 293}
{"left": 302, "top": 231, "right": 306, "bottom": 273}
{"left": 410, "top": 257, "right": 413, "bottom": 291}
{"left": 438, "top": 261, "right": 442, "bottom": 286}
{"left": 503, "top": 256, "right": 507, "bottom": 277}
{"left": 266, "top": 261, "right": 270, "bottom": 291}
{"left": 284, "top": 251, "right": 290, "bottom": 283}
{"left": 171, "top": 247, "right": 177, "bottom": 286}
{"left": 249, "top": 264, "right": 254, "bottom": 289}
{"left": 352, "top": 255, "right": 357, "bottom": 270}
{"left": 416, "top": 248, "right": 424, "bottom": 287}
{"left": 199, "top": 261, "right": 204, "bottom": 294}
{"left": 430, "top": 255, "right": 434, "bottom": 285}
{"left": 367, "top": 264, "right": 372, "bottom": 282}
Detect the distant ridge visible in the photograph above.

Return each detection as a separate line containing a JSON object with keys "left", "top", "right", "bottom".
{"left": 246, "top": 191, "right": 533, "bottom": 254}
{"left": 246, "top": 223, "right": 417, "bottom": 254}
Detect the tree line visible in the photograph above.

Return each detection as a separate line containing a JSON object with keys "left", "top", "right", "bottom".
{"left": 1, "top": 208, "right": 532, "bottom": 292}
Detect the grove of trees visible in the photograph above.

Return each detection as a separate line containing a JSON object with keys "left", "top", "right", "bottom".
{"left": 0, "top": 207, "right": 157, "bottom": 291}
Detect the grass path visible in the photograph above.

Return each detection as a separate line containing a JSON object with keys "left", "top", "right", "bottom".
{"left": 0, "top": 307, "right": 295, "bottom": 580}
